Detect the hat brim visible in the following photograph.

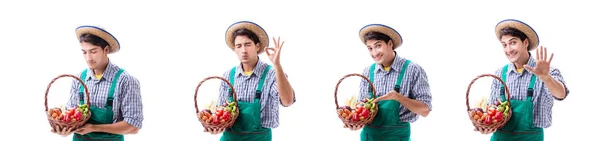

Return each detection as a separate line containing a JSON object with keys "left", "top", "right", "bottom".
{"left": 75, "top": 26, "right": 120, "bottom": 54}
{"left": 359, "top": 24, "right": 402, "bottom": 49}
{"left": 495, "top": 19, "right": 539, "bottom": 51}
{"left": 225, "top": 21, "right": 269, "bottom": 54}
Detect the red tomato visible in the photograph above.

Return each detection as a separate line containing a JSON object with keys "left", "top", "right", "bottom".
{"left": 484, "top": 115, "right": 492, "bottom": 124}
{"left": 216, "top": 109, "right": 224, "bottom": 117}
{"left": 212, "top": 115, "right": 220, "bottom": 124}
{"left": 494, "top": 112, "right": 503, "bottom": 121}
{"left": 222, "top": 112, "right": 231, "bottom": 121}
{"left": 68, "top": 108, "right": 76, "bottom": 116}
{"left": 360, "top": 109, "right": 370, "bottom": 117}
{"left": 488, "top": 109, "right": 496, "bottom": 116}
{"left": 352, "top": 113, "right": 359, "bottom": 122}
{"left": 63, "top": 114, "right": 71, "bottom": 122}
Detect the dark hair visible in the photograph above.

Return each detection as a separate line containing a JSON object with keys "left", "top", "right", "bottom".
{"left": 499, "top": 27, "right": 528, "bottom": 42}
{"left": 79, "top": 33, "right": 109, "bottom": 49}
{"left": 231, "top": 28, "right": 261, "bottom": 45}
{"left": 363, "top": 32, "right": 393, "bottom": 44}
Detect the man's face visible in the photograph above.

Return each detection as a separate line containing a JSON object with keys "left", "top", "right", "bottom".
{"left": 81, "top": 42, "right": 109, "bottom": 70}
{"left": 233, "top": 35, "right": 260, "bottom": 64}
{"left": 366, "top": 39, "right": 394, "bottom": 64}
{"left": 500, "top": 35, "right": 529, "bottom": 63}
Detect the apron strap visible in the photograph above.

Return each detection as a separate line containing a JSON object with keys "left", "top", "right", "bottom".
{"left": 255, "top": 65, "right": 271, "bottom": 99}
{"left": 526, "top": 75, "right": 536, "bottom": 101}
{"left": 106, "top": 69, "right": 124, "bottom": 107}
{"left": 500, "top": 64, "right": 536, "bottom": 102}
{"left": 395, "top": 60, "right": 411, "bottom": 93}
{"left": 368, "top": 64, "right": 376, "bottom": 98}
{"left": 500, "top": 65, "right": 508, "bottom": 102}
{"left": 78, "top": 69, "right": 88, "bottom": 105}
{"left": 228, "top": 67, "right": 236, "bottom": 102}
{"left": 228, "top": 65, "right": 272, "bottom": 102}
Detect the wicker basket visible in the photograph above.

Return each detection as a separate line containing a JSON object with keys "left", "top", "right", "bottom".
{"left": 44, "top": 74, "right": 92, "bottom": 131}
{"left": 466, "top": 74, "right": 512, "bottom": 130}
{"left": 194, "top": 76, "right": 240, "bottom": 129}
{"left": 334, "top": 73, "right": 379, "bottom": 127}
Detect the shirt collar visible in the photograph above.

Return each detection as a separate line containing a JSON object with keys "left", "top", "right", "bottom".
{"left": 507, "top": 52, "right": 537, "bottom": 74}
{"left": 235, "top": 57, "right": 268, "bottom": 78}
{"left": 375, "top": 51, "right": 404, "bottom": 73}
{"left": 85, "top": 59, "right": 120, "bottom": 82}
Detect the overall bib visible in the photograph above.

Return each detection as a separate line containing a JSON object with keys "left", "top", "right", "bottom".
{"left": 360, "top": 60, "right": 412, "bottom": 141}
{"left": 74, "top": 69, "right": 125, "bottom": 141}
{"left": 490, "top": 65, "right": 543, "bottom": 141}
{"left": 220, "top": 66, "right": 272, "bottom": 141}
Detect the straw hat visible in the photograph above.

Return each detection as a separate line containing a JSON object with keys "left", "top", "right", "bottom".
{"left": 495, "top": 19, "right": 539, "bottom": 51}
{"left": 359, "top": 24, "right": 403, "bottom": 49}
{"left": 75, "top": 25, "right": 120, "bottom": 54}
{"left": 225, "top": 21, "right": 269, "bottom": 54}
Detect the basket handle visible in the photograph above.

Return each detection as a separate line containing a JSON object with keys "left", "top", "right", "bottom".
{"left": 465, "top": 74, "right": 511, "bottom": 111}
{"left": 194, "top": 76, "right": 238, "bottom": 113}
{"left": 334, "top": 73, "right": 377, "bottom": 109}
{"left": 44, "top": 74, "right": 91, "bottom": 112}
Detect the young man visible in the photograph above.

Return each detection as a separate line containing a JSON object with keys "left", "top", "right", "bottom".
{"left": 475, "top": 19, "right": 569, "bottom": 141}
{"left": 51, "top": 26, "right": 144, "bottom": 141}
{"left": 200, "top": 21, "right": 296, "bottom": 141}
{"left": 345, "top": 24, "right": 433, "bottom": 141}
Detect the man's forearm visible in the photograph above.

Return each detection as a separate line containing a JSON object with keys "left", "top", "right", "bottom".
{"left": 93, "top": 121, "right": 139, "bottom": 134}
{"left": 274, "top": 64, "right": 294, "bottom": 107}
{"left": 395, "top": 95, "right": 430, "bottom": 117}
{"left": 539, "top": 75, "right": 566, "bottom": 99}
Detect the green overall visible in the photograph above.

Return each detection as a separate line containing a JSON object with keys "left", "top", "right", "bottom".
{"left": 490, "top": 65, "right": 543, "bottom": 141}
{"left": 220, "top": 66, "right": 272, "bottom": 141}
{"left": 73, "top": 69, "right": 125, "bottom": 141}
{"left": 360, "top": 60, "right": 412, "bottom": 141}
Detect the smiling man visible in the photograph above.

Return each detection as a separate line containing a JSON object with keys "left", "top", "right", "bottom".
{"left": 199, "top": 21, "right": 296, "bottom": 141}
{"left": 344, "top": 24, "right": 433, "bottom": 141}
{"left": 50, "top": 26, "right": 143, "bottom": 141}
{"left": 475, "top": 19, "right": 569, "bottom": 141}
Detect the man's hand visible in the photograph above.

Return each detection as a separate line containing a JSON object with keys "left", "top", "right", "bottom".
{"left": 74, "top": 124, "right": 96, "bottom": 135}
{"left": 373, "top": 90, "right": 400, "bottom": 103}
{"left": 343, "top": 124, "right": 364, "bottom": 131}
{"left": 524, "top": 46, "right": 553, "bottom": 78}
{"left": 266, "top": 36, "right": 285, "bottom": 66}
{"left": 474, "top": 127, "right": 496, "bottom": 134}
{"left": 51, "top": 125, "right": 75, "bottom": 137}
{"left": 204, "top": 127, "right": 225, "bottom": 135}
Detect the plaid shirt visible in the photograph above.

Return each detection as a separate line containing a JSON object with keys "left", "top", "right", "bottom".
{"left": 217, "top": 57, "right": 296, "bottom": 128}
{"left": 488, "top": 55, "right": 569, "bottom": 128}
{"left": 359, "top": 54, "right": 433, "bottom": 123}
{"left": 66, "top": 60, "right": 144, "bottom": 129}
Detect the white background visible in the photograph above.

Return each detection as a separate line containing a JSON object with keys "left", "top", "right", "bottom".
{"left": 0, "top": 0, "right": 597, "bottom": 140}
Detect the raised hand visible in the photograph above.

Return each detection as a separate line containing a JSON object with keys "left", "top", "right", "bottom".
{"left": 265, "top": 36, "right": 285, "bottom": 66}
{"left": 524, "top": 46, "right": 554, "bottom": 77}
